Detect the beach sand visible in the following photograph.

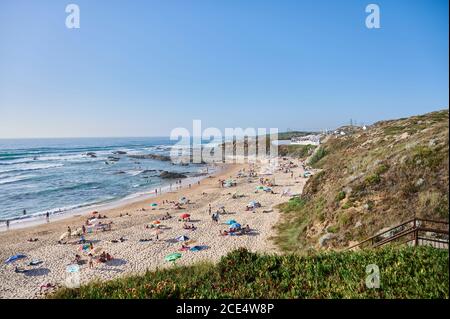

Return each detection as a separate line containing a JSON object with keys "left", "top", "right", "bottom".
{"left": 0, "top": 158, "right": 308, "bottom": 299}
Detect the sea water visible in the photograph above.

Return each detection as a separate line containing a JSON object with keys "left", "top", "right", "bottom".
{"left": 0, "top": 137, "right": 207, "bottom": 224}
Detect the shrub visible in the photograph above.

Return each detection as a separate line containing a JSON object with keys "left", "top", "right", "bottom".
{"left": 309, "top": 147, "right": 328, "bottom": 166}
{"left": 365, "top": 173, "right": 381, "bottom": 185}
{"left": 335, "top": 191, "right": 346, "bottom": 202}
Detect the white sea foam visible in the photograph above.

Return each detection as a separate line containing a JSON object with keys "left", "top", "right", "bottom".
{"left": 0, "top": 174, "right": 37, "bottom": 185}
{"left": 0, "top": 163, "right": 64, "bottom": 174}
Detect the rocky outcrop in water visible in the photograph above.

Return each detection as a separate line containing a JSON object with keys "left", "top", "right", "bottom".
{"left": 128, "top": 154, "right": 171, "bottom": 161}
{"left": 159, "top": 171, "right": 187, "bottom": 179}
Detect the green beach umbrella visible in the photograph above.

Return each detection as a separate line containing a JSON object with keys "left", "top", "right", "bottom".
{"left": 150, "top": 203, "right": 158, "bottom": 207}
{"left": 165, "top": 253, "right": 182, "bottom": 263}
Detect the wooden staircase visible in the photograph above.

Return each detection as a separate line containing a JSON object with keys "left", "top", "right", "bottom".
{"left": 347, "top": 218, "right": 449, "bottom": 250}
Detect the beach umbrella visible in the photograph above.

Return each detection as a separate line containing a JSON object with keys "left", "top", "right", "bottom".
{"left": 71, "top": 228, "right": 83, "bottom": 236}
{"left": 152, "top": 220, "right": 161, "bottom": 225}
{"left": 5, "top": 254, "right": 27, "bottom": 264}
{"left": 230, "top": 223, "right": 241, "bottom": 229}
{"left": 179, "top": 197, "right": 187, "bottom": 203}
{"left": 180, "top": 213, "right": 190, "bottom": 219}
{"left": 248, "top": 201, "right": 257, "bottom": 206}
{"left": 190, "top": 245, "right": 206, "bottom": 252}
{"left": 150, "top": 203, "right": 158, "bottom": 207}
{"left": 165, "top": 253, "right": 182, "bottom": 263}
{"left": 59, "top": 232, "right": 69, "bottom": 241}
{"left": 92, "top": 211, "right": 98, "bottom": 215}
{"left": 176, "top": 235, "right": 190, "bottom": 242}
{"left": 256, "top": 186, "right": 264, "bottom": 190}
{"left": 226, "top": 219, "right": 237, "bottom": 225}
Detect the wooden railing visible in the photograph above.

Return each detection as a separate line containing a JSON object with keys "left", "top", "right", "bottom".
{"left": 347, "top": 218, "right": 449, "bottom": 250}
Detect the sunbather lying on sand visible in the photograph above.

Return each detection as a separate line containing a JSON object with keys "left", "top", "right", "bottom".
{"left": 98, "top": 251, "right": 113, "bottom": 263}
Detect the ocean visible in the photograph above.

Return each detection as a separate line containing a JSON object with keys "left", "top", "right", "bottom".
{"left": 0, "top": 137, "right": 208, "bottom": 223}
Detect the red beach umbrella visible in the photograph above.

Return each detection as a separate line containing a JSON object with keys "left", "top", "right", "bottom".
{"left": 181, "top": 213, "right": 190, "bottom": 219}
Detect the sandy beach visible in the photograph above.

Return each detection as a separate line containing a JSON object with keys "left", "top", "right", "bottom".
{"left": 0, "top": 158, "right": 308, "bottom": 299}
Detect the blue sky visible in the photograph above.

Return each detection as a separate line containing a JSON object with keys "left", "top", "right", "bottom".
{"left": 0, "top": 0, "right": 448, "bottom": 138}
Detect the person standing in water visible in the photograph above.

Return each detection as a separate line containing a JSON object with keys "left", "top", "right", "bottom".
{"left": 46, "top": 212, "right": 50, "bottom": 222}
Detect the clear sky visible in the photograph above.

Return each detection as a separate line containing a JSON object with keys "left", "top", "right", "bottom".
{"left": 0, "top": 0, "right": 448, "bottom": 138}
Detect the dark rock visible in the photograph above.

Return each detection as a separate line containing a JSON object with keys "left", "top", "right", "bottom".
{"left": 159, "top": 171, "right": 187, "bottom": 179}
{"left": 128, "top": 154, "right": 171, "bottom": 161}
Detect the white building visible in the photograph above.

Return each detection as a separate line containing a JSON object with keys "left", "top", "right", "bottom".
{"left": 290, "top": 134, "right": 320, "bottom": 146}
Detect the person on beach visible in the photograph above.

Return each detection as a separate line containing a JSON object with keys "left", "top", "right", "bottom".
{"left": 155, "top": 189, "right": 158, "bottom": 195}
{"left": 5, "top": 220, "right": 9, "bottom": 230}
{"left": 88, "top": 253, "right": 94, "bottom": 268}
{"left": 82, "top": 225, "right": 86, "bottom": 234}
{"left": 23, "top": 209, "right": 26, "bottom": 215}
{"left": 67, "top": 226, "right": 71, "bottom": 238}
{"left": 46, "top": 212, "right": 50, "bottom": 222}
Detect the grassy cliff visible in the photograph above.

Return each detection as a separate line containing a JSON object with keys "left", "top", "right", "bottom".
{"left": 274, "top": 110, "right": 449, "bottom": 252}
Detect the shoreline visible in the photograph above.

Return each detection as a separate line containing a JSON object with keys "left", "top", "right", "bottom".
{"left": 0, "top": 164, "right": 225, "bottom": 233}
{"left": 0, "top": 157, "right": 309, "bottom": 299}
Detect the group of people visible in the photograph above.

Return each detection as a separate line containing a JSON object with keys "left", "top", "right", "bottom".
{"left": 220, "top": 224, "right": 251, "bottom": 236}
{"left": 183, "top": 223, "right": 196, "bottom": 230}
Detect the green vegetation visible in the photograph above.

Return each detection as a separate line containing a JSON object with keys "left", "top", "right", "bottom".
{"left": 308, "top": 147, "right": 328, "bottom": 166}
{"left": 278, "top": 144, "right": 316, "bottom": 159}
{"left": 275, "top": 131, "right": 318, "bottom": 140}
{"left": 336, "top": 191, "right": 346, "bottom": 202}
{"left": 274, "top": 109, "right": 449, "bottom": 250}
{"left": 365, "top": 173, "right": 381, "bottom": 185}
{"left": 51, "top": 247, "right": 448, "bottom": 299}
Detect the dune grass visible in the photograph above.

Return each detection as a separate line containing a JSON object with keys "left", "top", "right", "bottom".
{"left": 51, "top": 246, "right": 448, "bottom": 299}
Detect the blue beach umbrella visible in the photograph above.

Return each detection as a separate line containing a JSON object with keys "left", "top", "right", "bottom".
{"left": 5, "top": 254, "right": 27, "bottom": 264}
{"left": 190, "top": 245, "right": 207, "bottom": 252}
{"left": 226, "top": 219, "right": 237, "bottom": 225}
{"left": 176, "top": 235, "right": 190, "bottom": 242}
{"left": 229, "top": 223, "right": 241, "bottom": 229}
